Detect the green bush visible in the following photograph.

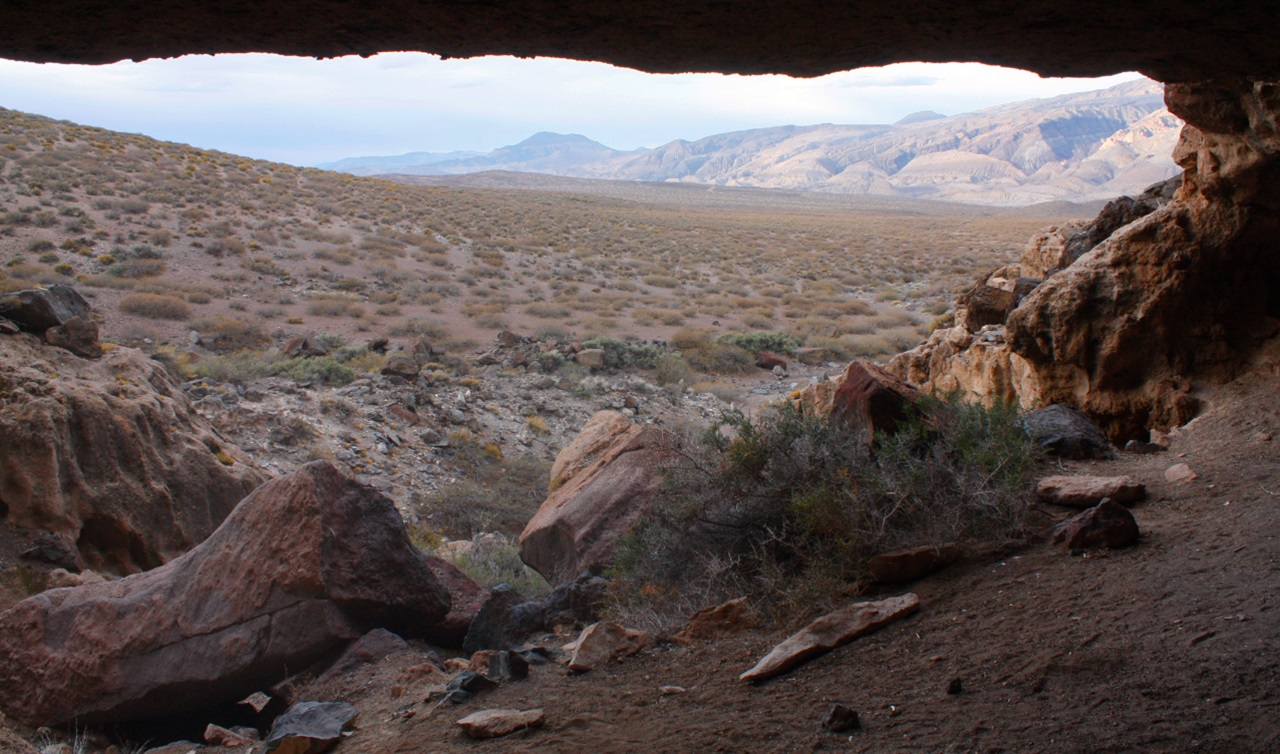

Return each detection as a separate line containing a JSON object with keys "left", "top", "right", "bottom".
{"left": 653, "top": 353, "right": 694, "bottom": 386}
{"left": 610, "top": 395, "right": 1040, "bottom": 625}
{"left": 581, "top": 336, "right": 666, "bottom": 369}
{"left": 713, "top": 330, "right": 800, "bottom": 354}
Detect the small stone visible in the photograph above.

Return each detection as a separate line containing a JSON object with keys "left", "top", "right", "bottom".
{"left": 1164, "top": 463, "right": 1199, "bottom": 484}
{"left": 867, "top": 545, "right": 963, "bottom": 585}
{"left": 946, "top": 677, "right": 963, "bottom": 695}
{"left": 659, "top": 685, "right": 687, "bottom": 696}
{"left": 204, "top": 723, "right": 251, "bottom": 747}
{"left": 567, "top": 622, "right": 652, "bottom": 672}
{"left": 447, "top": 408, "right": 467, "bottom": 425}
{"left": 456, "top": 708, "right": 544, "bottom": 740}
{"left": 676, "top": 597, "right": 759, "bottom": 643}
{"left": 823, "top": 704, "right": 861, "bottom": 733}
{"left": 240, "top": 691, "right": 272, "bottom": 713}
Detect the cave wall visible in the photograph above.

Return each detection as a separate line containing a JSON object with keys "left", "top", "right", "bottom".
{"left": 0, "top": 1, "right": 1278, "bottom": 83}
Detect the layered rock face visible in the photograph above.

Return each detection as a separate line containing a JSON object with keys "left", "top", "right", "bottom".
{"left": 0, "top": 334, "right": 264, "bottom": 572}
{"left": 0, "top": 461, "right": 450, "bottom": 726}
{"left": 891, "top": 80, "right": 1280, "bottom": 441}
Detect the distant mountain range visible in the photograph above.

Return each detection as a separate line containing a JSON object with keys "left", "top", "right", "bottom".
{"left": 317, "top": 79, "right": 1181, "bottom": 206}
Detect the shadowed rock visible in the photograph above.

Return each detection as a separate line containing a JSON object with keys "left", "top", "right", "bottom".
{"left": 0, "top": 284, "right": 91, "bottom": 334}
{"left": 1052, "top": 499, "right": 1140, "bottom": 550}
{"left": 0, "top": 461, "right": 449, "bottom": 726}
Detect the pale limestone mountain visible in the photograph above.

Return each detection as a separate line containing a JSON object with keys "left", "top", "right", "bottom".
{"left": 329, "top": 78, "right": 1180, "bottom": 206}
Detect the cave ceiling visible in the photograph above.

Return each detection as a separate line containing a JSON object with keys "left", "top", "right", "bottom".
{"left": 0, "top": 1, "right": 1275, "bottom": 82}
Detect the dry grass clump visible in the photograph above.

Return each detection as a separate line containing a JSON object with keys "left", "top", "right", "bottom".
{"left": 119, "top": 292, "right": 192, "bottom": 320}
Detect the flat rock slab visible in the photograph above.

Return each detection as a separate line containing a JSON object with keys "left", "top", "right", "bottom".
{"left": 567, "top": 621, "right": 652, "bottom": 672}
{"left": 1036, "top": 475, "right": 1146, "bottom": 508}
{"left": 868, "top": 545, "right": 963, "bottom": 585}
{"left": 456, "top": 708, "right": 545, "bottom": 739}
{"left": 265, "top": 701, "right": 357, "bottom": 754}
{"left": 740, "top": 593, "right": 920, "bottom": 683}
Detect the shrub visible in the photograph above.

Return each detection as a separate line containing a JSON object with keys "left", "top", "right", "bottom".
{"left": 713, "top": 330, "right": 801, "bottom": 354}
{"left": 422, "top": 436, "right": 552, "bottom": 540}
{"left": 610, "top": 396, "right": 1040, "bottom": 626}
{"left": 682, "top": 341, "right": 756, "bottom": 374}
{"left": 581, "top": 336, "right": 666, "bottom": 369}
{"left": 197, "top": 317, "right": 269, "bottom": 353}
{"left": 107, "top": 258, "right": 165, "bottom": 278}
{"left": 653, "top": 353, "right": 693, "bottom": 386}
{"left": 120, "top": 293, "right": 191, "bottom": 320}
{"left": 430, "top": 533, "right": 550, "bottom": 596}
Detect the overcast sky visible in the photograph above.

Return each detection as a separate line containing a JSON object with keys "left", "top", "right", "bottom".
{"left": 0, "top": 54, "right": 1144, "bottom": 166}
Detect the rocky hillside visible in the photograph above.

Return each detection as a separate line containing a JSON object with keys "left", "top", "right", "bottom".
{"left": 328, "top": 79, "right": 1180, "bottom": 206}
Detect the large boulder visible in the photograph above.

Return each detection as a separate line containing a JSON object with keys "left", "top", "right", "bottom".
{"left": 520, "top": 411, "right": 675, "bottom": 584}
{"left": 829, "top": 361, "right": 920, "bottom": 440}
{"left": 0, "top": 284, "right": 91, "bottom": 334}
{"left": 0, "top": 461, "right": 450, "bottom": 726}
{"left": 0, "top": 335, "right": 265, "bottom": 573}
{"left": 792, "top": 361, "right": 919, "bottom": 442}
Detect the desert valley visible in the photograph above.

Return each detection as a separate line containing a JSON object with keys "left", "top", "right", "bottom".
{"left": 0, "top": 41, "right": 1277, "bottom": 754}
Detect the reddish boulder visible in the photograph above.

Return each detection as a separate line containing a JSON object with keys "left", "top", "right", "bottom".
{"left": 755, "top": 351, "right": 788, "bottom": 371}
{"left": 43, "top": 315, "right": 102, "bottom": 358}
{"left": 0, "top": 335, "right": 264, "bottom": 573}
{"left": 520, "top": 411, "right": 676, "bottom": 584}
{"left": 1052, "top": 499, "right": 1140, "bottom": 550}
{"left": 0, "top": 461, "right": 450, "bottom": 726}
{"left": 829, "top": 361, "right": 920, "bottom": 441}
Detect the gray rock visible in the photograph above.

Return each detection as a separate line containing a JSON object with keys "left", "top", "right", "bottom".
{"left": 823, "top": 703, "right": 861, "bottom": 732}
{"left": 264, "top": 701, "right": 357, "bottom": 753}
{"left": 0, "top": 284, "right": 91, "bottom": 334}
{"left": 1022, "top": 404, "right": 1115, "bottom": 459}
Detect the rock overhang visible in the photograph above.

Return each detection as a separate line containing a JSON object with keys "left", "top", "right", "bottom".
{"left": 0, "top": 1, "right": 1276, "bottom": 83}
